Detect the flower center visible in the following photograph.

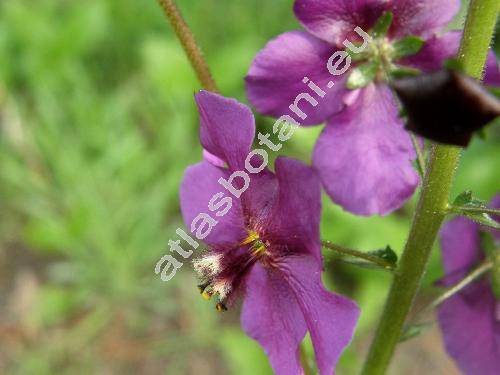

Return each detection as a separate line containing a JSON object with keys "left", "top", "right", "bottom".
{"left": 368, "top": 38, "right": 395, "bottom": 79}
{"left": 344, "top": 12, "right": 425, "bottom": 89}
{"left": 241, "top": 230, "right": 268, "bottom": 257}
{"left": 193, "top": 229, "right": 268, "bottom": 312}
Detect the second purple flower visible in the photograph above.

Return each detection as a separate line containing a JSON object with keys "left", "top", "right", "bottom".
{"left": 246, "top": 0, "right": 500, "bottom": 216}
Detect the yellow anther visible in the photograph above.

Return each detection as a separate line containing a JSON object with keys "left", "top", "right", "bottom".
{"left": 201, "top": 290, "right": 212, "bottom": 300}
{"left": 240, "top": 230, "right": 260, "bottom": 246}
{"left": 251, "top": 245, "right": 266, "bottom": 257}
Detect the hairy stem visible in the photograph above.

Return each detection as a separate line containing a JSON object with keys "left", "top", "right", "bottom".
{"left": 361, "top": 1, "right": 499, "bottom": 374}
{"left": 157, "top": 0, "right": 218, "bottom": 92}
{"left": 322, "top": 241, "right": 395, "bottom": 270}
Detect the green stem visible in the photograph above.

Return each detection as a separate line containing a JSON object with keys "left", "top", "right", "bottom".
{"left": 361, "top": 1, "right": 499, "bottom": 374}
{"left": 458, "top": 0, "right": 500, "bottom": 79}
{"left": 157, "top": 0, "right": 218, "bottom": 92}
{"left": 322, "top": 241, "right": 395, "bottom": 270}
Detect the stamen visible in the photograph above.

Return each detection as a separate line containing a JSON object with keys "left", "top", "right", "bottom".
{"left": 201, "top": 290, "right": 213, "bottom": 300}
{"left": 197, "top": 283, "right": 213, "bottom": 300}
{"left": 251, "top": 244, "right": 266, "bottom": 257}
{"left": 212, "top": 279, "right": 232, "bottom": 300}
{"left": 240, "top": 230, "right": 260, "bottom": 246}
{"left": 215, "top": 302, "right": 227, "bottom": 312}
{"left": 193, "top": 253, "right": 222, "bottom": 277}
{"left": 197, "top": 282, "right": 209, "bottom": 293}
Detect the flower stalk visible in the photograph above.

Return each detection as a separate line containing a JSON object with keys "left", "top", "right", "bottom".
{"left": 449, "top": 205, "right": 500, "bottom": 217}
{"left": 157, "top": 0, "right": 218, "bottom": 92}
{"left": 322, "top": 241, "right": 396, "bottom": 270}
{"left": 427, "top": 261, "right": 492, "bottom": 311}
{"left": 361, "top": 1, "right": 500, "bottom": 374}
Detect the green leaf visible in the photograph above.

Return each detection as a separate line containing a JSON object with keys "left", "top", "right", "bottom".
{"left": 336, "top": 258, "right": 385, "bottom": 270}
{"left": 368, "top": 246, "right": 398, "bottom": 266}
{"left": 346, "top": 61, "right": 379, "bottom": 89}
{"left": 488, "top": 86, "right": 500, "bottom": 98}
{"left": 453, "top": 190, "right": 480, "bottom": 206}
{"left": 398, "top": 106, "right": 408, "bottom": 118}
{"left": 392, "top": 36, "right": 425, "bottom": 59}
{"left": 450, "top": 191, "right": 500, "bottom": 229}
{"left": 372, "top": 12, "right": 393, "bottom": 38}
{"left": 453, "top": 190, "right": 476, "bottom": 206}
{"left": 390, "top": 66, "right": 421, "bottom": 79}
{"left": 444, "top": 58, "right": 465, "bottom": 72}
{"left": 346, "top": 47, "right": 369, "bottom": 62}
{"left": 400, "top": 322, "right": 433, "bottom": 342}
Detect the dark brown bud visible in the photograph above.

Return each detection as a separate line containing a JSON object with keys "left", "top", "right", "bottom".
{"left": 391, "top": 68, "right": 500, "bottom": 147}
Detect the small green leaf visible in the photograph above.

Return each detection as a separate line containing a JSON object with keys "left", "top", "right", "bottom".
{"left": 390, "top": 66, "right": 421, "bottom": 79}
{"left": 372, "top": 12, "right": 393, "bottom": 38}
{"left": 465, "top": 212, "right": 500, "bottom": 229}
{"left": 488, "top": 86, "right": 500, "bottom": 98}
{"left": 398, "top": 107, "right": 408, "bottom": 118}
{"left": 346, "top": 47, "right": 369, "bottom": 62}
{"left": 346, "top": 61, "right": 379, "bottom": 89}
{"left": 336, "top": 258, "right": 383, "bottom": 269}
{"left": 368, "top": 245, "right": 398, "bottom": 266}
{"left": 444, "top": 58, "right": 465, "bottom": 72}
{"left": 453, "top": 190, "right": 482, "bottom": 206}
{"left": 392, "top": 36, "right": 425, "bottom": 59}
{"left": 451, "top": 191, "right": 500, "bottom": 229}
{"left": 400, "top": 322, "right": 433, "bottom": 342}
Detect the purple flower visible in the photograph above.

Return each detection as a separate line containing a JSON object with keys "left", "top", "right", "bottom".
{"left": 180, "top": 90, "right": 359, "bottom": 375}
{"left": 438, "top": 195, "right": 500, "bottom": 374}
{"left": 246, "top": 0, "right": 500, "bottom": 216}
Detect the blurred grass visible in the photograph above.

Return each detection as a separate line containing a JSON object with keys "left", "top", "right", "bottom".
{"left": 0, "top": 0, "right": 498, "bottom": 374}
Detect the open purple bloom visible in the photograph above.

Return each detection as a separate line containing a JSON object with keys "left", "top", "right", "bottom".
{"left": 438, "top": 195, "right": 500, "bottom": 374}
{"left": 180, "top": 91, "right": 359, "bottom": 375}
{"left": 246, "top": 0, "right": 500, "bottom": 216}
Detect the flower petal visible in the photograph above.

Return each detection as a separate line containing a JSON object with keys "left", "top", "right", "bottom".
{"left": 278, "top": 255, "right": 360, "bottom": 375}
{"left": 195, "top": 91, "right": 255, "bottom": 170}
{"left": 293, "top": 0, "right": 387, "bottom": 46}
{"left": 180, "top": 161, "right": 245, "bottom": 245}
{"left": 389, "top": 0, "right": 460, "bottom": 40}
{"left": 241, "top": 169, "right": 279, "bottom": 225}
{"left": 294, "top": 0, "right": 459, "bottom": 45}
{"left": 245, "top": 31, "right": 347, "bottom": 125}
{"left": 484, "top": 52, "right": 500, "bottom": 86}
{"left": 438, "top": 280, "right": 500, "bottom": 375}
{"left": 313, "top": 84, "right": 419, "bottom": 216}
{"left": 440, "top": 217, "right": 481, "bottom": 285}
{"left": 265, "top": 157, "right": 322, "bottom": 261}
{"left": 401, "top": 31, "right": 461, "bottom": 72}
{"left": 241, "top": 263, "right": 307, "bottom": 375}
{"left": 402, "top": 31, "right": 500, "bottom": 86}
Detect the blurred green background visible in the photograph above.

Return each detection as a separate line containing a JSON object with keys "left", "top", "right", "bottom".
{"left": 0, "top": 0, "right": 498, "bottom": 374}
